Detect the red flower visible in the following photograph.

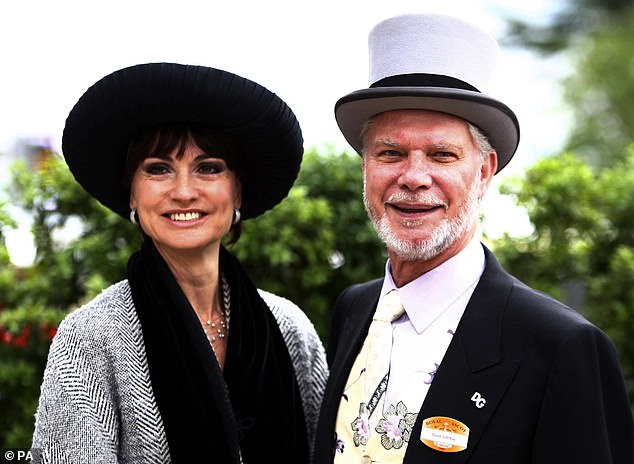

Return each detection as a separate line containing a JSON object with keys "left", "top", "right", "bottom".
{"left": 13, "top": 326, "right": 31, "bottom": 348}
{"left": 40, "top": 323, "right": 58, "bottom": 342}
{"left": 1, "top": 326, "right": 12, "bottom": 345}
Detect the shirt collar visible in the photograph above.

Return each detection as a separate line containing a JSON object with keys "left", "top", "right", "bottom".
{"left": 379, "top": 236, "right": 486, "bottom": 333}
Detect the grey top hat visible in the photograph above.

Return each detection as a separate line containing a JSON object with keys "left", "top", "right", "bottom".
{"left": 335, "top": 14, "right": 520, "bottom": 173}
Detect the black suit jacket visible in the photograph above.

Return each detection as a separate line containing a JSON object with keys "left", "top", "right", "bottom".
{"left": 314, "top": 246, "right": 634, "bottom": 463}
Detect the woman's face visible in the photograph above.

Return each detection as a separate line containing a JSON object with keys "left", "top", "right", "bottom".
{"left": 129, "top": 141, "right": 241, "bottom": 259}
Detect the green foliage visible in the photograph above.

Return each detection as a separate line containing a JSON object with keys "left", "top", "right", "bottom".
{"left": 6, "top": 157, "right": 141, "bottom": 304}
{"left": 494, "top": 153, "right": 592, "bottom": 298}
{"left": 493, "top": 148, "right": 634, "bottom": 409}
{"left": 296, "top": 147, "right": 387, "bottom": 285}
{"left": 234, "top": 146, "right": 385, "bottom": 338}
{"left": 234, "top": 186, "right": 336, "bottom": 336}
{"left": 504, "top": 3, "right": 634, "bottom": 168}
{"left": 503, "top": 0, "right": 631, "bottom": 53}
{"left": 563, "top": 7, "right": 634, "bottom": 166}
{"left": 0, "top": 304, "right": 62, "bottom": 447}
{"left": 0, "top": 145, "right": 385, "bottom": 448}
{"left": 499, "top": 3, "right": 634, "bottom": 410}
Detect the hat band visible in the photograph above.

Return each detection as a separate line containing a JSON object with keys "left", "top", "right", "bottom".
{"left": 370, "top": 73, "right": 480, "bottom": 92}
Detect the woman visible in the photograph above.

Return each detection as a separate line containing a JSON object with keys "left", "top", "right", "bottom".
{"left": 32, "top": 63, "right": 328, "bottom": 463}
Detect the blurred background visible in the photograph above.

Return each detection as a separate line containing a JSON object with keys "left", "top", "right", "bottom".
{"left": 2, "top": 0, "right": 634, "bottom": 447}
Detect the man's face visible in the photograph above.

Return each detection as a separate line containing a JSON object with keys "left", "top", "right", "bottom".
{"left": 362, "top": 109, "right": 496, "bottom": 265}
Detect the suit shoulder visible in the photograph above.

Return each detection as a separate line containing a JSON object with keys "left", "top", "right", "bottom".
{"left": 336, "top": 278, "right": 383, "bottom": 303}
{"left": 505, "top": 276, "right": 606, "bottom": 341}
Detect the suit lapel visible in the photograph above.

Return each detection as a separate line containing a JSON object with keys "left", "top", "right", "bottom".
{"left": 328, "top": 280, "right": 382, "bottom": 394}
{"left": 403, "top": 248, "right": 520, "bottom": 463}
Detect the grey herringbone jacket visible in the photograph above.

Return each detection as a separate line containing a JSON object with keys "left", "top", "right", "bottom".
{"left": 32, "top": 280, "right": 328, "bottom": 463}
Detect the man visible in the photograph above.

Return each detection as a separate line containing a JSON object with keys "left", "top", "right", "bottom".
{"left": 314, "top": 13, "right": 634, "bottom": 464}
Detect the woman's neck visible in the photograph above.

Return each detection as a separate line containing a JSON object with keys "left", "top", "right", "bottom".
{"left": 156, "top": 243, "right": 221, "bottom": 318}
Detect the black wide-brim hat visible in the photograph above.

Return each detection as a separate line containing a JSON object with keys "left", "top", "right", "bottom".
{"left": 336, "top": 14, "right": 520, "bottom": 173}
{"left": 62, "top": 62, "right": 304, "bottom": 220}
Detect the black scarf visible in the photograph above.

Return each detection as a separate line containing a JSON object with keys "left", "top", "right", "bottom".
{"left": 127, "top": 239, "right": 308, "bottom": 463}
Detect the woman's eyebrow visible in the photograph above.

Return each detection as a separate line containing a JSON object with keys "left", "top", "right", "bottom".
{"left": 194, "top": 153, "right": 221, "bottom": 162}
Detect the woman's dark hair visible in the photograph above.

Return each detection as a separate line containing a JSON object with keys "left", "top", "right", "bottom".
{"left": 124, "top": 123, "right": 243, "bottom": 244}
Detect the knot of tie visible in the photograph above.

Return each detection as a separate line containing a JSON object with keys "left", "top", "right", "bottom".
{"left": 374, "top": 290, "right": 405, "bottom": 323}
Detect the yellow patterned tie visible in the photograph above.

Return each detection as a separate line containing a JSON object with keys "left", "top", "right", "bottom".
{"left": 334, "top": 290, "right": 406, "bottom": 463}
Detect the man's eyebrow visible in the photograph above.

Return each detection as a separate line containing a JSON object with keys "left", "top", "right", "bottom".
{"left": 372, "top": 138, "right": 464, "bottom": 152}
{"left": 373, "top": 138, "right": 399, "bottom": 148}
{"left": 433, "top": 142, "right": 464, "bottom": 152}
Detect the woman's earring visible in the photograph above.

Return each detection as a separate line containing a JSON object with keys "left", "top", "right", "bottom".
{"left": 232, "top": 208, "right": 241, "bottom": 225}
{"left": 130, "top": 208, "right": 138, "bottom": 225}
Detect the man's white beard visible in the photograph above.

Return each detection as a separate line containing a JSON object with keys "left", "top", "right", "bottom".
{"left": 364, "top": 174, "right": 482, "bottom": 262}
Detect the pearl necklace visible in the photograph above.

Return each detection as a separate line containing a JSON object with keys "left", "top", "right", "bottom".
{"left": 203, "top": 274, "right": 231, "bottom": 344}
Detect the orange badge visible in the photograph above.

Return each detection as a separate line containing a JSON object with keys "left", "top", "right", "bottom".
{"left": 420, "top": 416, "right": 470, "bottom": 452}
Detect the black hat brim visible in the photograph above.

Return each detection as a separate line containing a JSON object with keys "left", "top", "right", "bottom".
{"left": 335, "top": 87, "right": 519, "bottom": 173}
{"left": 62, "top": 63, "right": 303, "bottom": 220}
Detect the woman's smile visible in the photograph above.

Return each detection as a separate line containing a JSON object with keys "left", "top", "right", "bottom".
{"left": 165, "top": 210, "right": 206, "bottom": 223}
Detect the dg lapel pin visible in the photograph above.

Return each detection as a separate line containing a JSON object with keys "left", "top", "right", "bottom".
{"left": 471, "top": 391, "right": 487, "bottom": 408}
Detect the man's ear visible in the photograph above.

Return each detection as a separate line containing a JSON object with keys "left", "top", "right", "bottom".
{"left": 479, "top": 151, "right": 498, "bottom": 197}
